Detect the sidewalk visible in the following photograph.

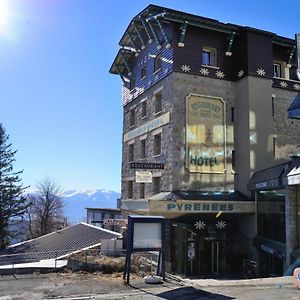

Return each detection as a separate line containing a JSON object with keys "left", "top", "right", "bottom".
{"left": 168, "top": 274, "right": 295, "bottom": 288}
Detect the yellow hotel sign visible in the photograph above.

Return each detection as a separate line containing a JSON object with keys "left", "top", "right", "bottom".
{"left": 186, "top": 94, "right": 226, "bottom": 173}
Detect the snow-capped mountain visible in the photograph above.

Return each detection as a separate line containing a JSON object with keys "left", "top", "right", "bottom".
{"left": 62, "top": 189, "right": 120, "bottom": 224}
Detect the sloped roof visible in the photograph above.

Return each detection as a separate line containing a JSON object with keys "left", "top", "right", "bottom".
{"left": 0, "top": 223, "right": 121, "bottom": 266}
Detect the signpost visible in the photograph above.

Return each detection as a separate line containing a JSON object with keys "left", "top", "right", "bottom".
{"left": 123, "top": 215, "right": 166, "bottom": 284}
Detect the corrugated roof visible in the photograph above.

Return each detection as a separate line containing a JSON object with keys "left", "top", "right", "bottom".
{"left": 0, "top": 223, "right": 121, "bottom": 266}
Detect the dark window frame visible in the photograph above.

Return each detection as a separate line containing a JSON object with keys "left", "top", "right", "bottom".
{"left": 202, "top": 47, "right": 217, "bottom": 67}
{"left": 154, "top": 54, "right": 162, "bottom": 73}
{"left": 128, "top": 143, "right": 134, "bottom": 162}
{"left": 153, "top": 134, "right": 162, "bottom": 156}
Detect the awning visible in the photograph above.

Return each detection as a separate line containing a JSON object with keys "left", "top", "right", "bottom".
{"left": 284, "top": 157, "right": 300, "bottom": 185}
{"left": 253, "top": 236, "right": 285, "bottom": 259}
{"left": 288, "top": 93, "right": 300, "bottom": 119}
{"left": 248, "top": 163, "right": 286, "bottom": 190}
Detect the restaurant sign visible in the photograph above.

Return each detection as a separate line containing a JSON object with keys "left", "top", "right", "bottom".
{"left": 186, "top": 94, "right": 226, "bottom": 173}
{"left": 130, "top": 162, "right": 164, "bottom": 169}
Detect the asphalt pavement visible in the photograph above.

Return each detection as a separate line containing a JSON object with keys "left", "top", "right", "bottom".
{"left": 0, "top": 272, "right": 299, "bottom": 300}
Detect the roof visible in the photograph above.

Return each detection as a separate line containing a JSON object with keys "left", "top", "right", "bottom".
{"left": 248, "top": 163, "right": 287, "bottom": 190}
{"left": 0, "top": 223, "right": 121, "bottom": 266}
{"left": 148, "top": 190, "right": 250, "bottom": 201}
{"left": 85, "top": 207, "right": 121, "bottom": 212}
{"left": 109, "top": 4, "right": 296, "bottom": 76}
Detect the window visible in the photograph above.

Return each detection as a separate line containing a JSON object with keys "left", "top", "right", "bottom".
{"left": 154, "top": 92, "right": 162, "bottom": 114}
{"left": 153, "top": 177, "right": 160, "bottom": 195}
{"left": 153, "top": 134, "right": 161, "bottom": 156}
{"left": 129, "top": 76, "right": 135, "bottom": 90}
{"left": 128, "top": 181, "right": 133, "bottom": 198}
{"left": 273, "top": 63, "right": 281, "bottom": 78}
{"left": 141, "top": 101, "right": 147, "bottom": 117}
{"left": 272, "top": 137, "right": 276, "bottom": 158}
{"left": 232, "top": 150, "right": 236, "bottom": 172}
{"left": 128, "top": 144, "right": 134, "bottom": 162}
{"left": 140, "top": 139, "right": 146, "bottom": 159}
{"left": 141, "top": 66, "right": 147, "bottom": 79}
{"left": 139, "top": 183, "right": 145, "bottom": 198}
{"left": 231, "top": 107, "right": 235, "bottom": 122}
{"left": 154, "top": 54, "right": 162, "bottom": 72}
{"left": 129, "top": 109, "right": 135, "bottom": 127}
{"left": 272, "top": 96, "right": 275, "bottom": 118}
{"left": 202, "top": 47, "right": 217, "bottom": 67}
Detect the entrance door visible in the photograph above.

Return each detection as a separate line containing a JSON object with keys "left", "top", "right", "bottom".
{"left": 199, "top": 241, "right": 219, "bottom": 276}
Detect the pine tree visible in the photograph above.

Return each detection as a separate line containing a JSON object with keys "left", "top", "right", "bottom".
{"left": 0, "top": 123, "right": 28, "bottom": 250}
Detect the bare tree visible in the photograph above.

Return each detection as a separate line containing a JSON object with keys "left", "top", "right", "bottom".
{"left": 27, "top": 177, "right": 65, "bottom": 238}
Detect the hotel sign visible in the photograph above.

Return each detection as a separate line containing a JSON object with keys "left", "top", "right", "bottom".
{"left": 186, "top": 94, "right": 226, "bottom": 173}
{"left": 135, "top": 171, "right": 152, "bottom": 183}
{"left": 124, "top": 112, "right": 170, "bottom": 142}
{"left": 149, "top": 200, "right": 255, "bottom": 214}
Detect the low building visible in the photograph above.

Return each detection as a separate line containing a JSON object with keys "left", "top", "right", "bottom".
{"left": 86, "top": 208, "right": 125, "bottom": 233}
{"left": 109, "top": 5, "right": 300, "bottom": 277}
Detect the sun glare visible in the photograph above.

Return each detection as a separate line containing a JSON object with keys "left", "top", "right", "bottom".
{"left": 0, "top": 0, "right": 11, "bottom": 36}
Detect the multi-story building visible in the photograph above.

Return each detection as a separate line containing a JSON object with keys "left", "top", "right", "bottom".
{"left": 109, "top": 5, "right": 300, "bottom": 277}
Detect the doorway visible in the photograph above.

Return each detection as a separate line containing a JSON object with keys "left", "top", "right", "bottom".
{"left": 199, "top": 240, "right": 219, "bottom": 276}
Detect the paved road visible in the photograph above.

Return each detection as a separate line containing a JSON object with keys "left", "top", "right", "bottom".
{"left": 0, "top": 273, "right": 299, "bottom": 299}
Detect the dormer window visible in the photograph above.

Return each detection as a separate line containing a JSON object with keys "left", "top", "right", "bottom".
{"left": 273, "top": 63, "right": 282, "bottom": 78}
{"left": 202, "top": 47, "right": 217, "bottom": 67}
{"left": 141, "top": 66, "right": 147, "bottom": 79}
{"left": 129, "top": 76, "right": 135, "bottom": 90}
{"left": 154, "top": 54, "right": 162, "bottom": 73}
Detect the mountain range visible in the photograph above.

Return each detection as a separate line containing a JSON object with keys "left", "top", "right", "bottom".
{"left": 62, "top": 189, "right": 120, "bottom": 224}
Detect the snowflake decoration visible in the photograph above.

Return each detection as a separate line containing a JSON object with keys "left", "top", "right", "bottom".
{"left": 200, "top": 68, "right": 209, "bottom": 76}
{"left": 216, "top": 70, "right": 225, "bottom": 78}
{"left": 237, "top": 70, "right": 244, "bottom": 78}
{"left": 256, "top": 68, "right": 266, "bottom": 76}
{"left": 194, "top": 221, "right": 206, "bottom": 230}
{"left": 181, "top": 64, "right": 191, "bottom": 72}
{"left": 280, "top": 81, "right": 288, "bottom": 88}
{"left": 293, "top": 83, "right": 300, "bottom": 91}
{"left": 216, "top": 221, "right": 227, "bottom": 229}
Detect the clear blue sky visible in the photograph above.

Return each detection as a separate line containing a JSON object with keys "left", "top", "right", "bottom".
{"left": 0, "top": 0, "right": 299, "bottom": 192}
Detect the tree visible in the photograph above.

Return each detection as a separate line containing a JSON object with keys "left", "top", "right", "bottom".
{"left": 27, "top": 177, "right": 65, "bottom": 238}
{"left": 0, "top": 123, "right": 28, "bottom": 250}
